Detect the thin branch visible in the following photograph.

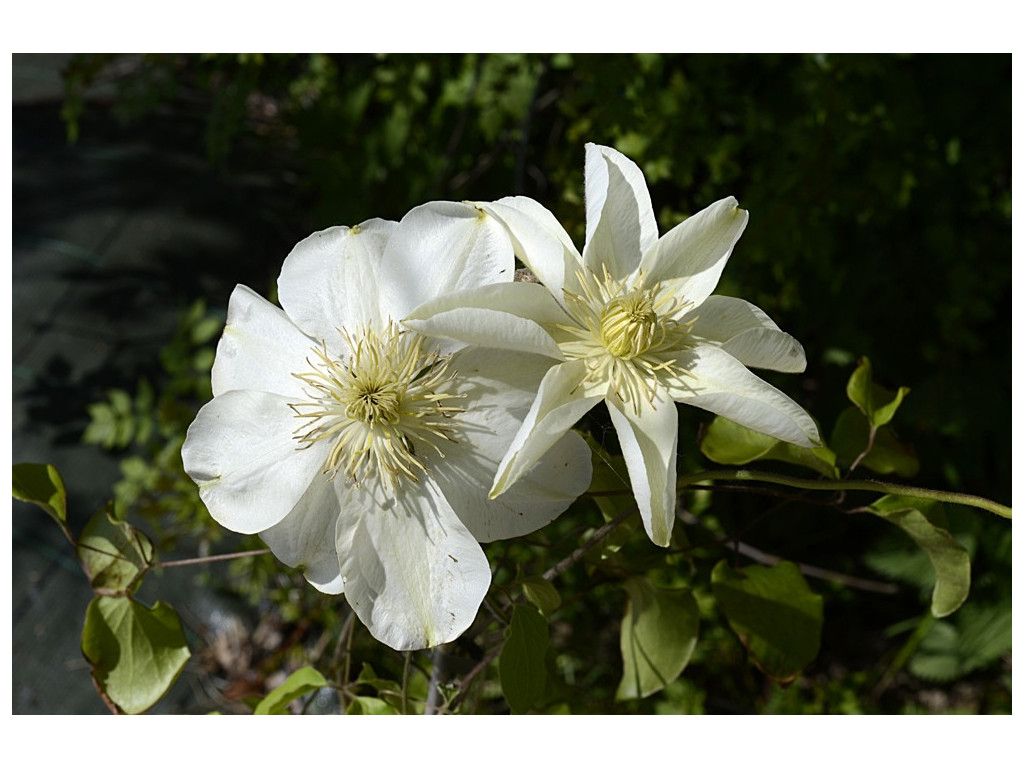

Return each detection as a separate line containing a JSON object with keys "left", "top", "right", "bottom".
{"left": 542, "top": 506, "right": 635, "bottom": 582}
{"left": 154, "top": 548, "right": 271, "bottom": 569}
{"left": 847, "top": 424, "right": 878, "bottom": 474}
{"left": 333, "top": 609, "right": 356, "bottom": 713}
{"left": 424, "top": 645, "right": 446, "bottom": 715}
{"left": 678, "top": 469, "right": 1011, "bottom": 519}
{"left": 677, "top": 511, "right": 899, "bottom": 595}
{"left": 448, "top": 644, "right": 503, "bottom": 713}
{"left": 401, "top": 651, "right": 411, "bottom": 716}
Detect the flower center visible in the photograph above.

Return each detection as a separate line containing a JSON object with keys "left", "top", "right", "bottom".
{"left": 600, "top": 291, "right": 661, "bottom": 358}
{"left": 346, "top": 380, "right": 402, "bottom": 425}
{"left": 289, "top": 321, "right": 462, "bottom": 488}
{"left": 559, "top": 266, "right": 696, "bottom": 412}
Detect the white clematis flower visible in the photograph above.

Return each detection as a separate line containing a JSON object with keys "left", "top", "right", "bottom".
{"left": 181, "top": 202, "right": 592, "bottom": 651}
{"left": 406, "top": 144, "right": 819, "bottom": 547}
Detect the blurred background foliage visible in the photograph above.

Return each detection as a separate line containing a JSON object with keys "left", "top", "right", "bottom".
{"left": 61, "top": 53, "right": 1010, "bottom": 713}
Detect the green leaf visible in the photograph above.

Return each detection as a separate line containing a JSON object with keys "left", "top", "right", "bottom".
{"left": 846, "top": 357, "right": 911, "bottom": 428}
{"left": 521, "top": 577, "right": 561, "bottom": 617}
{"left": 866, "top": 496, "right": 970, "bottom": 617}
{"left": 711, "top": 560, "right": 823, "bottom": 683}
{"left": 354, "top": 662, "right": 401, "bottom": 695}
{"left": 12, "top": 463, "right": 67, "bottom": 526}
{"left": 83, "top": 388, "right": 139, "bottom": 449}
{"left": 76, "top": 503, "right": 154, "bottom": 594}
{"left": 499, "top": 604, "right": 548, "bottom": 713}
{"left": 700, "top": 416, "right": 839, "bottom": 478}
{"left": 254, "top": 666, "right": 329, "bottom": 715}
{"left": 616, "top": 577, "right": 699, "bottom": 700}
{"left": 909, "top": 603, "right": 1012, "bottom": 681}
{"left": 81, "top": 595, "right": 190, "bottom": 714}
{"left": 346, "top": 696, "right": 400, "bottom": 715}
{"left": 831, "top": 407, "right": 920, "bottom": 476}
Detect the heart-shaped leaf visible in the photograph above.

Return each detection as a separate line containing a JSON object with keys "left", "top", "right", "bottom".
{"left": 12, "top": 463, "right": 67, "bottom": 526}
{"left": 81, "top": 595, "right": 190, "bottom": 714}
{"left": 617, "top": 577, "right": 699, "bottom": 700}
{"left": 712, "top": 560, "right": 822, "bottom": 683}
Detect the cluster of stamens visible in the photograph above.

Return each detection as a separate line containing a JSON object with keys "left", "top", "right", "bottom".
{"left": 289, "top": 321, "right": 463, "bottom": 488}
{"left": 559, "top": 265, "right": 696, "bottom": 411}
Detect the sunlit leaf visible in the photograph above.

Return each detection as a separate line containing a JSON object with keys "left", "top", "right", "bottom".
{"left": 711, "top": 560, "right": 822, "bottom": 683}
{"left": 616, "top": 577, "right": 699, "bottom": 700}
{"left": 701, "top": 416, "right": 838, "bottom": 478}
{"left": 77, "top": 503, "right": 154, "bottom": 594}
{"left": 866, "top": 496, "right": 970, "bottom": 617}
{"left": 346, "top": 696, "right": 400, "bottom": 715}
{"left": 846, "top": 357, "right": 910, "bottom": 428}
{"left": 521, "top": 577, "right": 561, "bottom": 617}
{"left": 354, "top": 662, "right": 401, "bottom": 695}
{"left": 12, "top": 463, "right": 67, "bottom": 526}
{"left": 254, "top": 666, "right": 329, "bottom": 715}
{"left": 499, "top": 604, "right": 548, "bottom": 713}
{"left": 81, "top": 595, "right": 190, "bottom": 714}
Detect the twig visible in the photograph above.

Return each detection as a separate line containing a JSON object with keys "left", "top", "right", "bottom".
{"left": 678, "top": 469, "right": 1011, "bottom": 519}
{"left": 677, "top": 511, "right": 899, "bottom": 594}
{"left": 542, "top": 506, "right": 635, "bottom": 582}
{"left": 447, "top": 644, "right": 503, "bottom": 713}
{"left": 847, "top": 425, "right": 878, "bottom": 474}
{"left": 424, "top": 645, "right": 446, "bottom": 715}
{"left": 154, "top": 548, "right": 271, "bottom": 569}
{"left": 401, "top": 651, "right": 411, "bottom": 716}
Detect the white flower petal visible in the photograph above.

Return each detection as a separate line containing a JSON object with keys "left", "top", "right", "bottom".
{"left": 582, "top": 143, "right": 658, "bottom": 280}
{"left": 686, "top": 295, "right": 807, "bottom": 373}
{"left": 404, "top": 282, "right": 566, "bottom": 359}
{"left": 277, "top": 220, "right": 395, "bottom": 346}
{"left": 336, "top": 480, "right": 491, "bottom": 650}
{"left": 377, "top": 201, "right": 514, "bottom": 321}
{"left": 434, "top": 429, "right": 591, "bottom": 542}
{"left": 491, "top": 359, "right": 604, "bottom": 497}
{"left": 182, "top": 390, "right": 329, "bottom": 535}
{"left": 260, "top": 474, "right": 344, "bottom": 594}
{"left": 640, "top": 197, "right": 748, "bottom": 307}
{"left": 430, "top": 348, "right": 592, "bottom": 541}
{"left": 669, "top": 345, "right": 820, "bottom": 447}
{"left": 211, "top": 285, "right": 315, "bottom": 399}
{"left": 481, "top": 196, "right": 582, "bottom": 306}
{"left": 606, "top": 394, "right": 679, "bottom": 547}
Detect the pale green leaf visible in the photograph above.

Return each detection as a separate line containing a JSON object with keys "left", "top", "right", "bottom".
{"left": 77, "top": 503, "right": 154, "bottom": 593}
{"left": 521, "top": 577, "right": 561, "bottom": 617}
{"left": 866, "top": 496, "right": 971, "bottom": 617}
{"left": 499, "top": 604, "right": 548, "bottom": 713}
{"left": 254, "top": 666, "right": 329, "bottom": 714}
{"left": 81, "top": 595, "right": 190, "bottom": 714}
{"left": 346, "top": 696, "right": 400, "bottom": 715}
{"left": 711, "top": 560, "right": 822, "bottom": 682}
{"left": 12, "top": 462, "right": 67, "bottom": 526}
{"left": 701, "top": 416, "right": 838, "bottom": 478}
{"left": 846, "top": 357, "right": 910, "bottom": 428}
{"left": 616, "top": 577, "right": 699, "bottom": 700}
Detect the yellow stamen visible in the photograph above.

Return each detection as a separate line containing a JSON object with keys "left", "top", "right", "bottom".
{"left": 559, "top": 267, "right": 696, "bottom": 412}
{"left": 289, "top": 321, "right": 463, "bottom": 488}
